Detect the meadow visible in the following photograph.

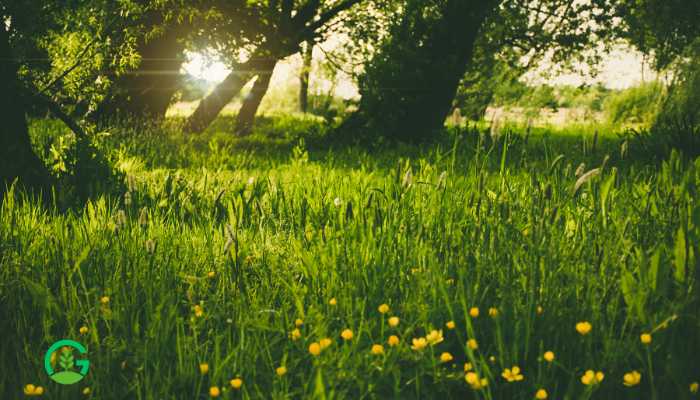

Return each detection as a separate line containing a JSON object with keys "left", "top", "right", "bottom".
{"left": 1, "top": 116, "right": 699, "bottom": 399}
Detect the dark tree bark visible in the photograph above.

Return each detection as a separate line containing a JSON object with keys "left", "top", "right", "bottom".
{"left": 235, "top": 60, "right": 278, "bottom": 136}
{"left": 0, "top": 27, "right": 51, "bottom": 197}
{"left": 299, "top": 42, "right": 313, "bottom": 113}
{"left": 183, "top": 56, "right": 271, "bottom": 134}
{"left": 339, "top": 1, "right": 498, "bottom": 142}
{"left": 94, "top": 26, "right": 186, "bottom": 122}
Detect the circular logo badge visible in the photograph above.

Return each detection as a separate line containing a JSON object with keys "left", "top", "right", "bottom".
{"left": 44, "top": 339, "right": 90, "bottom": 385}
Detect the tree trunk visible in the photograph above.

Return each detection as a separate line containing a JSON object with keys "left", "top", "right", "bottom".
{"left": 235, "top": 60, "right": 278, "bottom": 136}
{"left": 183, "top": 56, "right": 269, "bottom": 134}
{"left": 0, "top": 27, "right": 51, "bottom": 198}
{"left": 299, "top": 42, "right": 313, "bottom": 113}
{"left": 340, "top": 0, "right": 497, "bottom": 142}
{"left": 94, "top": 26, "right": 186, "bottom": 122}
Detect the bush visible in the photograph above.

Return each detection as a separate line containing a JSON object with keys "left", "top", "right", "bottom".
{"left": 604, "top": 81, "right": 664, "bottom": 125}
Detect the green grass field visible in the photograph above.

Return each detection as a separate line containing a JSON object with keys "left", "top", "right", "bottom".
{"left": 1, "top": 117, "right": 699, "bottom": 399}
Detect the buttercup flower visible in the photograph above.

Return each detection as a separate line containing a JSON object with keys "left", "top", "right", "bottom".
{"left": 82, "top": 387, "right": 91, "bottom": 395}
{"left": 388, "top": 317, "right": 400, "bottom": 327}
{"left": 690, "top": 382, "right": 699, "bottom": 393}
{"left": 209, "top": 386, "right": 220, "bottom": 397}
{"left": 207, "top": 271, "right": 216, "bottom": 279}
{"left": 309, "top": 342, "right": 321, "bottom": 356}
{"left": 411, "top": 337, "right": 428, "bottom": 351}
{"left": 623, "top": 370, "right": 641, "bottom": 387}
{"left": 467, "top": 338, "right": 478, "bottom": 350}
{"left": 100, "top": 296, "right": 110, "bottom": 305}
{"left": 230, "top": 378, "right": 243, "bottom": 389}
{"left": 79, "top": 326, "right": 89, "bottom": 335}
{"left": 290, "top": 328, "right": 302, "bottom": 341}
{"left": 440, "top": 352, "right": 453, "bottom": 363}
{"left": 378, "top": 304, "right": 390, "bottom": 314}
{"left": 329, "top": 298, "right": 337, "bottom": 306}
{"left": 319, "top": 338, "right": 332, "bottom": 349}
{"left": 537, "top": 306, "right": 544, "bottom": 315}
{"left": 502, "top": 366, "right": 524, "bottom": 382}
{"left": 426, "top": 330, "right": 444, "bottom": 345}
{"left": 543, "top": 351, "right": 555, "bottom": 362}
{"left": 446, "top": 321, "right": 456, "bottom": 329}
{"left": 465, "top": 372, "right": 488, "bottom": 390}
{"left": 388, "top": 335, "right": 400, "bottom": 346}
{"left": 576, "top": 321, "right": 592, "bottom": 335}
{"left": 371, "top": 344, "right": 384, "bottom": 355}
{"left": 24, "top": 384, "right": 44, "bottom": 396}
{"left": 640, "top": 333, "right": 652, "bottom": 345}
{"left": 535, "top": 388, "right": 548, "bottom": 399}
{"left": 295, "top": 318, "right": 303, "bottom": 327}
{"left": 464, "top": 362, "right": 473, "bottom": 372}
{"left": 199, "top": 363, "right": 209, "bottom": 375}
{"left": 469, "top": 307, "right": 480, "bottom": 318}
{"left": 581, "top": 370, "right": 604, "bottom": 386}
{"left": 193, "top": 305, "right": 204, "bottom": 318}
{"left": 489, "top": 308, "right": 499, "bottom": 318}
{"left": 276, "top": 366, "right": 287, "bottom": 376}
{"left": 341, "top": 329, "right": 353, "bottom": 341}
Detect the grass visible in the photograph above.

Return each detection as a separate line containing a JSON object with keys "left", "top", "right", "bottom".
{"left": 1, "top": 116, "right": 699, "bottom": 399}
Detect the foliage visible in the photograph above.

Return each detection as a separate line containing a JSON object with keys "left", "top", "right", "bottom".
{"left": 604, "top": 82, "right": 664, "bottom": 125}
{"left": 1, "top": 116, "right": 699, "bottom": 398}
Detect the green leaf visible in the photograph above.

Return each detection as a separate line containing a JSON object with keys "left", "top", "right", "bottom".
{"left": 673, "top": 226, "right": 687, "bottom": 282}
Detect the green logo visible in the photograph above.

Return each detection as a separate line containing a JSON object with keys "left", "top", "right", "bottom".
{"left": 44, "top": 339, "right": 90, "bottom": 385}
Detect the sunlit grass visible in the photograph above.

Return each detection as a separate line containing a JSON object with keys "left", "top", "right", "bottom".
{"left": 1, "top": 117, "right": 699, "bottom": 398}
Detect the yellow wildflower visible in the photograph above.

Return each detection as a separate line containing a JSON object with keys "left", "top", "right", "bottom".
{"left": 489, "top": 355, "right": 496, "bottom": 363}
{"left": 341, "top": 329, "right": 354, "bottom": 341}
{"left": 294, "top": 318, "right": 303, "bottom": 327}
{"left": 640, "top": 333, "right": 652, "bottom": 345}
{"left": 329, "top": 298, "right": 337, "bottom": 306}
{"left": 537, "top": 305, "right": 544, "bottom": 315}
{"left": 469, "top": 307, "right": 480, "bottom": 318}
{"left": 467, "top": 338, "right": 478, "bottom": 350}
{"left": 489, "top": 307, "right": 499, "bottom": 318}
{"left": 199, "top": 363, "right": 209, "bottom": 375}
{"left": 276, "top": 366, "right": 287, "bottom": 376}
{"left": 319, "top": 338, "right": 332, "bottom": 349}
{"left": 502, "top": 366, "right": 524, "bottom": 382}
{"left": 465, "top": 372, "right": 488, "bottom": 390}
{"left": 388, "top": 316, "right": 400, "bottom": 327}
{"left": 535, "top": 388, "right": 548, "bottom": 399}
{"left": 82, "top": 387, "right": 91, "bottom": 395}
{"left": 411, "top": 337, "right": 428, "bottom": 351}
{"left": 79, "top": 326, "right": 89, "bottom": 335}
{"left": 426, "top": 330, "right": 444, "bottom": 345}
{"left": 209, "top": 386, "right": 220, "bottom": 397}
{"left": 290, "top": 328, "right": 301, "bottom": 341}
{"left": 581, "top": 370, "right": 604, "bottom": 386}
{"left": 446, "top": 321, "right": 456, "bottom": 330}
{"left": 309, "top": 342, "right": 321, "bottom": 356}
{"left": 207, "top": 271, "right": 216, "bottom": 278}
{"left": 388, "top": 335, "right": 400, "bottom": 346}
{"left": 230, "top": 378, "right": 243, "bottom": 389}
{"left": 193, "top": 304, "right": 204, "bottom": 318}
{"left": 464, "top": 362, "right": 473, "bottom": 372}
{"left": 371, "top": 344, "right": 384, "bottom": 355}
{"left": 543, "top": 351, "right": 555, "bottom": 362}
{"left": 623, "top": 370, "right": 641, "bottom": 387}
{"left": 100, "top": 296, "right": 110, "bottom": 305}
{"left": 576, "top": 321, "right": 592, "bottom": 335}
{"left": 378, "top": 304, "right": 390, "bottom": 314}
{"left": 440, "top": 352, "right": 453, "bottom": 363}
{"left": 24, "top": 384, "right": 44, "bottom": 396}
{"left": 690, "top": 382, "right": 699, "bottom": 393}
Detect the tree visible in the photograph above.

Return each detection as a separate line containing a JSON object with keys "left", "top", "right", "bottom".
{"left": 299, "top": 41, "right": 313, "bottom": 113}
{"left": 183, "top": 0, "right": 363, "bottom": 134}
{"left": 339, "top": 0, "right": 617, "bottom": 142}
